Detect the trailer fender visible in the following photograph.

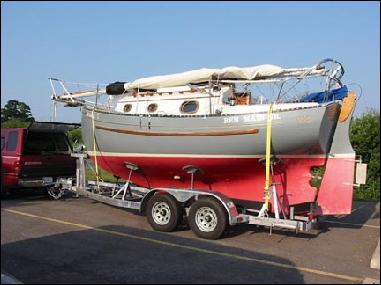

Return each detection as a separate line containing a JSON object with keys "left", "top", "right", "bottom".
{"left": 139, "top": 187, "right": 241, "bottom": 225}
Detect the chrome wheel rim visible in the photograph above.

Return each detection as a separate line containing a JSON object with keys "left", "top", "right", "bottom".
{"left": 152, "top": 202, "right": 171, "bottom": 225}
{"left": 195, "top": 207, "right": 217, "bottom": 232}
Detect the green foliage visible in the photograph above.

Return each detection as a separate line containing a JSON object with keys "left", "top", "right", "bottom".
{"left": 66, "top": 127, "right": 83, "bottom": 145}
{"left": 1, "top": 118, "right": 31, "bottom": 128}
{"left": 310, "top": 166, "right": 325, "bottom": 188}
{"left": 350, "top": 109, "right": 380, "bottom": 201}
{"left": 1, "top": 100, "right": 34, "bottom": 123}
{"left": 86, "top": 166, "right": 125, "bottom": 183}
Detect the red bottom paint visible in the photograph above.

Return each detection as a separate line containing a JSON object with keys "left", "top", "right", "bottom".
{"left": 89, "top": 154, "right": 355, "bottom": 216}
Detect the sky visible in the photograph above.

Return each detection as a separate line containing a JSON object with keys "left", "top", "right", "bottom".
{"left": 1, "top": 1, "right": 380, "bottom": 122}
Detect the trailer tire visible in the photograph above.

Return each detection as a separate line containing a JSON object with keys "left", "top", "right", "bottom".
{"left": 146, "top": 193, "right": 182, "bottom": 232}
{"left": 188, "top": 197, "right": 228, "bottom": 240}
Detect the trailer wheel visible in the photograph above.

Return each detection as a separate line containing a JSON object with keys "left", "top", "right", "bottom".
{"left": 146, "top": 193, "right": 182, "bottom": 232}
{"left": 188, "top": 197, "right": 228, "bottom": 240}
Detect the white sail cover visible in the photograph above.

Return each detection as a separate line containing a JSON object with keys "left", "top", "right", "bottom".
{"left": 124, "top": 64, "right": 324, "bottom": 90}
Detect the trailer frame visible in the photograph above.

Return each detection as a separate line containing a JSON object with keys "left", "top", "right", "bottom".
{"left": 50, "top": 153, "right": 317, "bottom": 239}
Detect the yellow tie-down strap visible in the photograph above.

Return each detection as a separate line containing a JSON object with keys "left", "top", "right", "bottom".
{"left": 264, "top": 103, "right": 274, "bottom": 210}
{"left": 92, "top": 110, "right": 100, "bottom": 190}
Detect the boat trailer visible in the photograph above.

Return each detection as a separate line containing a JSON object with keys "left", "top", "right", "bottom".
{"left": 49, "top": 152, "right": 317, "bottom": 239}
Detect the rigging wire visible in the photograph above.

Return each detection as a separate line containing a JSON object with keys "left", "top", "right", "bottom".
{"left": 346, "top": 82, "right": 363, "bottom": 102}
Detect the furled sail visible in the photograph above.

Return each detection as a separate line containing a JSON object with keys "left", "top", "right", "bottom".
{"left": 123, "top": 64, "right": 326, "bottom": 91}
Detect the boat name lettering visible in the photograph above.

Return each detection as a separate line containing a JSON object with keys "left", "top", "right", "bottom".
{"left": 243, "top": 114, "right": 280, "bottom": 122}
{"left": 224, "top": 114, "right": 280, "bottom": 124}
{"left": 224, "top": 117, "right": 239, "bottom": 124}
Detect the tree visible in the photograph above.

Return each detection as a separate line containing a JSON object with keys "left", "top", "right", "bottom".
{"left": 67, "top": 127, "right": 83, "bottom": 145}
{"left": 1, "top": 118, "right": 31, "bottom": 128}
{"left": 1, "top": 100, "right": 35, "bottom": 123}
{"left": 350, "top": 109, "right": 380, "bottom": 201}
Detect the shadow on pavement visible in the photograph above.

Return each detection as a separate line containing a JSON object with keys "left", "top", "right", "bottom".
{"left": 2, "top": 193, "right": 379, "bottom": 238}
{"left": 1, "top": 224, "right": 305, "bottom": 284}
{"left": 0, "top": 189, "right": 78, "bottom": 209}
{"left": 318, "top": 201, "right": 379, "bottom": 231}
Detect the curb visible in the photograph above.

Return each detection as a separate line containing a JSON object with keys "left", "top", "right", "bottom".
{"left": 363, "top": 277, "right": 380, "bottom": 284}
{"left": 371, "top": 239, "right": 380, "bottom": 270}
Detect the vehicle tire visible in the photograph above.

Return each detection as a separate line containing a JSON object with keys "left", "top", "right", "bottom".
{"left": 146, "top": 193, "right": 182, "bottom": 232}
{"left": 1, "top": 186, "right": 8, "bottom": 199}
{"left": 188, "top": 197, "right": 228, "bottom": 240}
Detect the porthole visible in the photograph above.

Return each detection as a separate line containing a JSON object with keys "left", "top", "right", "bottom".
{"left": 180, "top": 100, "right": 199, "bottom": 114}
{"left": 147, "top": 103, "right": 158, "bottom": 113}
{"left": 124, "top": 104, "right": 132, "bottom": 113}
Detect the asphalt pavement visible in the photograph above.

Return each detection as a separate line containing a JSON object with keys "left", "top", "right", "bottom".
{"left": 1, "top": 192, "right": 380, "bottom": 284}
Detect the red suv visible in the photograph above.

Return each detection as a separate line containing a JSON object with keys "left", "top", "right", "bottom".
{"left": 1, "top": 122, "right": 77, "bottom": 196}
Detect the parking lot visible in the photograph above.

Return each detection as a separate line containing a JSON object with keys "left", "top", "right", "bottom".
{"left": 1, "top": 193, "right": 380, "bottom": 284}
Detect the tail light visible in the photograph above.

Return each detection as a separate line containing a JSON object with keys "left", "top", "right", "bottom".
{"left": 308, "top": 214, "right": 317, "bottom": 221}
{"left": 14, "top": 160, "right": 21, "bottom": 175}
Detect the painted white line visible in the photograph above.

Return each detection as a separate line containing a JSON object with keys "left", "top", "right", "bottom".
{"left": 4, "top": 208, "right": 364, "bottom": 283}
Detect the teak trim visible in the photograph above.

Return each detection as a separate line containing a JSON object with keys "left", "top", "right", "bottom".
{"left": 96, "top": 125, "right": 259, "bottom": 136}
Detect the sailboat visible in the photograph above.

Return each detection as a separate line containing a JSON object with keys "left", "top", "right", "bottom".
{"left": 50, "top": 58, "right": 360, "bottom": 217}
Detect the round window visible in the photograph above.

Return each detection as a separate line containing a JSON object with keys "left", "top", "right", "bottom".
{"left": 124, "top": 104, "right": 132, "bottom": 113}
{"left": 180, "top": 100, "right": 199, "bottom": 114}
{"left": 147, "top": 103, "right": 158, "bottom": 113}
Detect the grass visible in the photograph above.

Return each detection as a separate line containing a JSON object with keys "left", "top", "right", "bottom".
{"left": 86, "top": 166, "right": 125, "bottom": 183}
{"left": 354, "top": 182, "right": 380, "bottom": 202}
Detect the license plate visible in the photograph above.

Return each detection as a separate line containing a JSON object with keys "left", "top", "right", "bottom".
{"left": 42, "top": 177, "right": 53, "bottom": 184}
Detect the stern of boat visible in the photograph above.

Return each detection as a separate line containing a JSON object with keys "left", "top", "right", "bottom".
{"left": 315, "top": 91, "right": 360, "bottom": 215}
